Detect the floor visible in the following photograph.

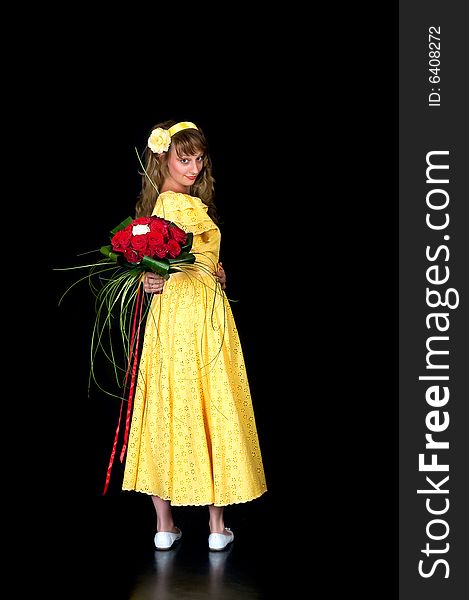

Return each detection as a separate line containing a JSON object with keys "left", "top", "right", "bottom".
{"left": 39, "top": 489, "right": 285, "bottom": 600}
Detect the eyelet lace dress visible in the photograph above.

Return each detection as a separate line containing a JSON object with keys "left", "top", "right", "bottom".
{"left": 122, "top": 191, "right": 267, "bottom": 506}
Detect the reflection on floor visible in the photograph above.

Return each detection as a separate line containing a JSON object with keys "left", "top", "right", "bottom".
{"left": 46, "top": 491, "right": 283, "bottom": 600}
{"left": 129, "top": 544, "right": 261, "bottom": 600}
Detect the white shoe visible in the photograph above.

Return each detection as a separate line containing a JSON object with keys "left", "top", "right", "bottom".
{"left": 208, "top": 528, "right": 234, "bottom": 551}
{"left": 154, "top": 528, "right": 182, "bottom": 550}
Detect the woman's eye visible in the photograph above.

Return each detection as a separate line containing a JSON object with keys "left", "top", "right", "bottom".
{"left": 179, "top": 155, "right": 203, "bottom": 164}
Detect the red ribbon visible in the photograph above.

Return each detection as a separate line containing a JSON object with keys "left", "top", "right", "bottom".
{"left": 102, "top": 284, "right": 145, "bottom": 495}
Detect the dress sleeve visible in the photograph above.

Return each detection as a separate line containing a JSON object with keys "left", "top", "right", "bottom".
{"left": 153, "top": 192, "right": 216, "bottom": 235}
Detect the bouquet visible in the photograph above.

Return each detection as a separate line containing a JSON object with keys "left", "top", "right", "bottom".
{"left": 57, "top": 214, "right": 197, "bottom": 400}
{"left": 101, "top": 215, "right": 195, "bottom": 277}
{"left": 58, "top": 216, "right": 227, "bottom": 494}
{"left": 56, "top": 214, "right": 202, "bottom": 494}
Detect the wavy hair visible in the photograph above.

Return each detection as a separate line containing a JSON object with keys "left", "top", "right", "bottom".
{"left": 135, "top": 120, "right": 218, "bottom": 223}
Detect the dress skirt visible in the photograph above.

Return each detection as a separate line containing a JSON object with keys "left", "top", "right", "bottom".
{"left": 122, "top": 191, "right": 267, "bottom": 506}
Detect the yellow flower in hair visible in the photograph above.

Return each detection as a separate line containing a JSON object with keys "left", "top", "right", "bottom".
{"left": 148, "top": 128, "right": 171, "bottom": 154}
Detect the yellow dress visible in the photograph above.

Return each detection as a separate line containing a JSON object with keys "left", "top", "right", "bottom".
{"left": 122, "top": 191, "right": 267, "bottom": 506}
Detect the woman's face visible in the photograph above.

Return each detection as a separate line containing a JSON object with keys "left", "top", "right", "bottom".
{"left": 165, "top": 144, "right": 204, "bottom": 193}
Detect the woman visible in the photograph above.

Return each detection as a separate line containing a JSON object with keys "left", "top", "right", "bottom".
{"left": 122, "top": 120, "right": 267, "bottom": 551}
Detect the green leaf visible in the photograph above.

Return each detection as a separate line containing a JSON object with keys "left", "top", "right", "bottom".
{"left": 110, "top": 216, "right": 133, "bottom": 237}
{"left": 180, "top": 232, "right": 193, "bottom": 253}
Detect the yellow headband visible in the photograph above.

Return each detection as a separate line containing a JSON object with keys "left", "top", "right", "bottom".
{"left": 148, "top": 121, "right": 199, "bottom": 154}
{"left": 167, "top": 121, "right": 198, "bottom": 137}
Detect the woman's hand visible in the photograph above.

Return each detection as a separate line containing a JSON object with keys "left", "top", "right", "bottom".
{"left": 144, "top": 272, "right": 166, "bottom": 294}
{"left": 215, "top": 262, "right": 227, "bottom": 290}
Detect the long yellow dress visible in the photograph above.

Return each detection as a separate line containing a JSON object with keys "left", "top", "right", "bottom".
{"left": 122, "top": 191, "right": 267, "bottom": 506}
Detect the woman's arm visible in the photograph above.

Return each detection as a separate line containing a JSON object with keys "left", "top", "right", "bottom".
{"left": 144, "top": 262, "right": 227, "bottom": 294}
{"left": 215, "top": 262, "right": 226, "bottom": 290}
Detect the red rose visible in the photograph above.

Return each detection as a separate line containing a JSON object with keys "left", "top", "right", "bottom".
{"left": 132, "top": 217, "right": 152, "bottom": 226}
{"left": 150, "top": 217, "right": 169, "bottom": 238}
{"left": 123, "top": 248, "right": 141, "bottom": 263}
{"left": 153, "top": 244, "right": 168, "bottom": 259}
{"left": 147, "top": 231, "right": 165, "bottom": 254}
{"left": 130, "top": 233, "right": 149, "bottom": 253}
{"left": 166, "top": 238, "right": 182, "bottom": 258}
{"left": 111, "top": 227, "right": 132, "bottom": 251}
{"left": 168, "top": 224, "right": 187, "bottom": 244}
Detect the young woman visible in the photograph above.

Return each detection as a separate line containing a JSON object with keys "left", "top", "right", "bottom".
{"left": 121, "top": 120, "right": 267, "bottom": 551}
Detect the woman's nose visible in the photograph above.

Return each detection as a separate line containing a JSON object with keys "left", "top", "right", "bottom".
{"left": 190, "top": 160, "right": 202, "bottom": 173}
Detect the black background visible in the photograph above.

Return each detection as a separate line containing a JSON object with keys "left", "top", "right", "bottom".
{"left": 14, "top": 6, "right": 398, "bottom": 598}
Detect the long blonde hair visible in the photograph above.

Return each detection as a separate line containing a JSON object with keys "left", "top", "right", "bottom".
{"left": 135, "top": 120, "right": 218, "bottom": 222}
